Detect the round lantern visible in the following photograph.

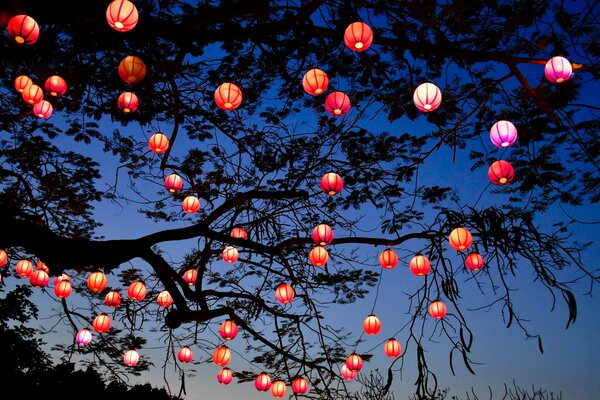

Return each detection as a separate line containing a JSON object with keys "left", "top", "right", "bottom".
{"left": 490, "top": 120, "right": 518, "bottom": 148}
{"left": 340, "top": 364, "right": 357, "bottom": 380}
{"left": 182, "top": 196, "right": 200, "bottom": 214}
{"left": 255, "top": 372, "right": 272, "bottom": 391}
{"left": 15, "top": 259, "right": 33, "bottom": 278}
{"left": 312, "top": 223, "right": 334, "bottom": 246}
{"left": 123, "top": 349, "right": 140, "bottom": 367}
{"left": 214, "top": 83, "right": 242, "bottom": 111}
{"left": 149, "top": 133, "right": 169, "bottom": 154}
{"left": 54, "top": 280, "right": 72, "bottom": 298}
{"left": 271, "top": 380, "right": 287, "bottom": 398}
{"left": 219, "top": 319, "right": 239, "bottom": 341}
{"left": 346, "top": 353, "right": 363, "bottom": 371}
{"left": 465, "top": 252, "right": 485, "bottom": 271}
{"left": 449, "top": 227, "right": 473, "bottom": 251}
{"left": 178, "top": 346, "right": 193, "bottom": 364}
{"left": 383, "top": 338, "right": 402, "bottom": 358}
{"left": 75, "top": 328, "right": 93, "bottom": 346}
{"left": 222, "top": 246, "right": 239, "bottom": 263}
{"left": 320, "top": 172, "right": 343, "bottom": 195}
{"left": 54, "top": 273, "right": 70, "bottom": 286}
{"left": 275, "top": 283, "right": 295, "bottom": 304}
{"left": 157, "top": 290, "right": 173, "bottom": 307}
{"left": 213, "top": 345, "right": 231, "bottom": 366}
{"left": 302, "top": 68, "right": 329, "bottom": 95}
{"left": 0, "top": 249, "right": 7, "bottom": 267}
{"left": 325, "top": 91, "right": 351, "bottom": 116}
{"left": 118, "top": 91, "right": 139, "bottom": 113}
{"left": 344, "top": 22, "right": 373, "bottom": 52}
{"left": 29, "top": 269, "right": 49, "bottom": 288}
{"left": 309, "top": 246, "right": 329, "bottom": 267}
{"left": 217, "top": 368, "right": 233, "bottom": 385}
{"left": 379, "top": 248, "right": 398, "bottom": 270}
{"left": 22, "top": 84, "right": 43, "bottom": 105}
{"left": 87, "top": 271, "right": 108, "bottom": 292}
{"left": 183, "top": 269, "right": 198, "bottom": 285}
{"left": 428, "top": 300, "right": 447, "bottom": 319}
{"left": 413, "top": 82, "right": 442, "bottom": 112}
{"left": 106, "top": 0, "right": 139, "bottom": 32}
{"left": 93, "top": 313, "right": 112, "bottom": 333}
{"left": 230, "top": 227, "right": 248, "bottom": 240}
{"left": 363, "top": 314, "right": 381, "bottom": 335}
{"left": 409, "top": 254, "right": 431, "bottom": 276}
{"left": 127, "top": 281, "right": 147, "bottom": 301}
{"left": 118, "top": 56, "right": 146, "bottom": 84}
{"left": 488, "top": 160, "right": 515, "bottom": 186}
{"left": 105, "top": 291, "right": 122, "bottom": 308}
{"left": 44, "top": 76, "right": 67, "bottom": 97}
{"left": 14, "top": 75, "right": 32, "bottom": 93}
{"left": 36, "top": 261, "right": 49, "bottom": 273}
{"left": 292, "top": 377, "right": 308, "bottom": 395}
{"left": 164, "top": 173, "right": 183, "bottom": 193}
{"left": 7, "top": 15, "right": 40, "bottom": 45}
{"left": 545, "top": 56, "right": 573, "bottom": 84}
{"left": 33, "top": 100, "right": 53, "bottom": 119}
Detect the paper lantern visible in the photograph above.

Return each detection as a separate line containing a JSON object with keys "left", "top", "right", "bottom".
{"left": 123, "top": 349, "right": 140, "bottom": 367}
{"left": 292, "top": 377, "right": 308, "bottom": 395}
{"left": 15, "top": 260, "right": 33, "bottom": 278}
{"left": 178, "top": 346, "right": 193, "bottom": 364}
{"left": 383, "top": 338, "right": 402, "bottom": 358}
{"left": 488, "top": 160, "right": 514, "bottom": 186}
{"left": 271, "top": 380, "right": 287, "bottom": 398}
{"left": 312, "top": 223, "right": 334, "bottom": 246}
{"left": 302, "top": 68, "right": 329, "bottom": 95}
{"left": 14, "top": 75, "right": 32, "bottom": 93}
{"left": 230, "top": 227, "right": 248, "bottom": 240}
{"left": 87, "top": 271, "right": 108, "bottom": 292}
{"left": 118, "top": 56, "right": 146, "bottom": 84}
{"left": 219, "top": 319, "right": 239, "bottom": 341}
{"left": 309, "top": 246, "right": 329, "bottom": 267}
{"left": 164, "top": 173, "right": 183, "bottom": 193}
{"left": 22, "top": 84, "right": 43, "bottom": 105}
{"left": 0, "top": 250, "right": 7, "bottom": 267}
{"left": 105, "top": 290, "right": 122, "bottom": 308}
{"left": 54, "top": 273, "right": 70, "bottom": 286}
{"left": 346, "top": 353, "right": 363, "bottom": 371}
{"left": 379, "top": 248, "right": 398, "bottom": 269}
{"left": 118, "top": 91, "right": 139, "bottom": 113}
{"left": 320, "top": 172, "right": 343, "bottom": 195}
{"left": 465, "top": 252, "right": 485, "bottom": 271}
{"left": 182, "top": 196, "right": 200, "bottom": 214}
{"left": 29, "top": 269, "right": 49, "bottom": 288}
{"left": 340, "top": 364, "right": 357, "bottom": 380}
{"left": 7, "top": 15, "right": 40, "bottom": 45}
{"left": 325, "top": 91, "right": 351, "bottom": 116}
{"left": 213, "top": 345, "right": 231, "bottom": 366}
{"left": 222, "top": 246, "right": 239, "bottom": 263}
{"left": 409, "top": 254, "right": 431, "bottom": 276}
{"left": 106, "top": 0, "right": 139, "bottom": 32}
{"left": 275, "top": 283, "right": 295, "bottom": 304}
{"left": 490, "top": 120, "right": 518, "bottom": 148}
{"left": 182, "top": 269, "right": 198, "bottom": 286}
{"left": 217, "top": 368, "right": 233, "bottom": 385}
{"left": 44, "top": 76, "right": 67, "bottom": 97}
{"left": 413, "top": 82, "right": 442, "bottom": 112}
{"left": 449, "top": 227, "right": 473, "bottom": 251}
{"left": 149, "top": 133, "right": 169, "bottom": 154}
{"left": 363, "top": 314, "right": 381, "bottom": 335}
{"left": 255, "top": 372, "right": 272, "bottom": 391}
{"left": 127, "top": 281, "right": 147, "bottom": 301}
{"left": 157, "top": 290, "right": 173, "bottom": 307}
{"left": 344, "top": 22, "right": 373, "bottom": 52}
{"left": 54, "top": 280, "right": 72, "bottom": 298}
{"left": 214, "top": 83, "right": 242, "bottom": 111}
{"left": 33, "top": 100, "right": 53, "bottom": 119}
{"left": 428, "top": 300, "right": 447, "bottom": 319}
{"left": 75, "top": 328, "right": 93, "bottom": 346}
{"left": 36, "top": 261, "right": 49, "bottom": 273}
{"left": 93, "top": 313, "right": 112, "bottom": 333}
{"left": 545, "top": 56, "right": 573, "bottom": 83}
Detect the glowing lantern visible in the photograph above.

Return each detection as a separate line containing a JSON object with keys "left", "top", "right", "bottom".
{"left": 363, "top": 314, "right": 381, "bottom": 335}
{"left": 22, "top": 84, "right": 43, "bottom": 105}
{"left": 217, "top": 368, "right": 233, "bottom": 385}
{"left": 379, "top": 248, "right": 398, "bottom": 269}
{"left": 93, "top": 313, "right": 112, "bottom": 333}
{"left": 312, "top": 223, "right": 334, "bottom": 246}
{"left": 490, "top": 120, "right": 518, "bottom": 148}
{"left": 545, "top": 56, "right": 573, "bottom": 83}
{"left": 409, "top": 254, "right": 431, "bottom": 276}
{"left": 164, "top": 173, "right": 183, "bottom": 193}
{"left": 178, "top": 346, "right": 193, "bottom": 364}
{"left": 149, "top": 133, "right": 169, "bottom": 154}
{"left": 255, "top": 373, "right": 272, "bottom": 391}
{"left": 271, "top": 380, "right": 287, "bottom": 398}
{"left": 54, "top": 280, "right": 72, "bottom": 298}
{"left": 76, "top": 328, "right": 93, "bottom": 346}
{"left": 44, "top": 76, "right": 67, "bottom": 97}
{"left": 230, "top": 227, "right": 248, "bottom": 240}
{"left": 219, "top": 319, "right": 239, "bottom": 341}
{"left": 36, "top": 261, "right": 49, "bottom": 273}
{"left": 123, "top": 349, "right": 140, "bottom": 367}
{"left": 87, "top": 271, "right": 108, "bottom": 292}
{"left": 118, "top": 56, "right": 146, "bottom": 84}
{"left": 449, "top": 227, "right": 473, "bottom": 251}
{"left": 118, "top": 91, "right": 139, "bottom": 113}
{"left": 106, "top": 0, "right": 139, "bottom": 32}
{"left": 7, "top": 15, "right": 40, "bottom": 45}
{"left": 0, "top": 250, "right": 6, "bottom": 267}
{"left": 182, "top": 269, "right": 198, "bottom": 285}
{"left": 428, "top": 300, "right": 447, "bottom": 319}
{"left": 320, "top": 172, "right": 343, "bottom": 195}
{"left": 182, "top": 196, "right": 200, "bottom": 214}
{"left": 325, "top": 91, "right": 351, "bottom": 116}
{"left": 33, "top": 100, "right": 53, "bottom": 119}
{"left": 413, "top": 82, "right": 442, "bottom": 112}
{"left": 384, "top": 338, "right": 402, "bottom": 358}
{"left": 309, "top": 246, "right": 329, "bottom": 267}
{"left": 302, "top": 68, "right": 329, "bottom": 95}
{"left": 105, "top": 291, "right": 122, "bottom": 308}
{"left": 344, "top": 22, "right": 373, "bottom": 52}
{"left": 465, "top": 252, "right": 485, "bottom": 271}
{"left": 54, "top": 273, "right": 70, "bottom": 286}
{"left": 29, "top": 269, "right": 49, "bottom": 288}
{"left": 214, "top": 83, "right": 242, "bottom": 111}
{"left": 275, "top": 283, "right": 295, "bottom": 304}
{"left": 14, "top": 75, "right": 32, "bottom": 93}
{"left": 346, "top": 353, "right": 363, "bottom": 371}
{"left": 222, "top": 246, "right": 239, "bottom": 263}
{"left": 292, "top": 377, "right": 308, "bottom": 395}
{"left": 340, "top": 364, "right": 357, "bottom": 380}
{"left": 157, "top": 290, "right": 173, "bottom": 307}
{"left": 488, "top": 160, "right": 514, "bottom": 186}
{"left": 213, "top": 345, "right": 231, "bottom": 366}
{"left": 127, "top": 281, "right": 147, "bottom": 301}
{"left": 15, "top": 260, "right": 33, "bottom": 278}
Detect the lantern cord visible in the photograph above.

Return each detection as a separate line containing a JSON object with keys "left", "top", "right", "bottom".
{"left": 370, "top": 270, "right": 383, "bottom": 315}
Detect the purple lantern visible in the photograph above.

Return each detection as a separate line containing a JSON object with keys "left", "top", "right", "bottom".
{"left": 544, "top": 56, "right": 572, "bottom": 84}
{"left": 76, "top": 328, "right": 93, "bottom": 345}
{"left": 490, "top": 120, "right": 518, "bottom": 148}
{"left": 413, "top": 82, "right": 442, "bottom": 112}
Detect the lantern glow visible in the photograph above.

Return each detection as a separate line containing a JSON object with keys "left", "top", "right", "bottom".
{"left": 106, "top": 0, "right": 139, "bottom": 32}
{"left": 413, "top": 82, "right": 442, "bottom": 112}
{"left": 320, "top": 172, "right": 343, "bottom": 195}
{"left": 449, "top": 227, "right": 473, "bottom": 251}
{"left": 488, "top": 160, "right": 515, "bottom": 186}
{"left": 309, "top": 246, "right": 329, "bottom": 267}
{"left": 255, "top": 372, "right": 272, "bottom": 391}
{"left": 29, "top": 269, "right": 49, "bottom": 288}
{"left": 302, "top": 68, "right": 329, "bottom": 95}
{"left": 76, "top": 328, "right": 93, "bottom": 346}
{"left": 340, "top": 364, "right": 357, "bottom": 380}
{"left": 344, "top": 22, "right": 373, "bottom": 52}
{"left": 409, "top": 254, "right": 431, "bottom": 276}
{"left": 164, "top": 173, "right": 183, "bottom": 193}
{"left": 22, "top": 84, "right": 43, "bottom": 105}
{"left": 15, "top": 260, "right": 33, "bottom": 278}
{"left": 545, "top": 56, "right": 573, "bottom": 83}
{"left": 127, "top": 281, "right": 147, "bottom": 301}
{"left": 384, "top": 338, "right": 402, "bottom": 358}
{"left": 346, "top": 353, "right": 363, "bottom": 371}
{"left": 123, "top": 349, "right": 140, "bottom": 367}
{"left": 14, "top": 75, "right": 32, "bottom": 93}
{"left": 93, "top": 313, "right": 112, "bottom": 333}
{"left": 182, "top": 269, "right": 198, "bottom": 286}
{"left": 54, "top": 280, "right": 73, "bottom": 298}
{"left": 0, "top": 249, "right": 7, "bottom": 267}
{"left": 325, "top": 91, "right": 351, "bottom": 116}
{"left": 490, "top": 120, "right": 518, "bottom": 148}
{"left": 222, "top": 246, "right": 239, "bottom": 263}
{"left": 118, "top": 91, "right": 139, "bottom": 113}
{"left": 149, "top": 133, "right": 169, "bottom": 154}
{"left": 379, "top": 248, "right": 398, "bottom": 269}
{"left": 465, "top": 252, "right": 485, "bottom": 271}
{"left": 118, "top": 56, "right": 146, "bottom": 84}
{"left": 157, "top": 290, "right": 174, "bottom": 307}
{"left": 292, "top": 377, "right": 308, "bottom": 395}
{"left": 182, "top": 196, "right": 200, "bottom": 214}
{"left": 214, "top": 83, "right": 242, "bottom": 110}
{"left": 219, "top": 319, "right": 239, "bottom": 341}
{"left": 217, "top": 368, "right": 233, "bottom": 385}
{"left": 33, "top": 100, "right": 53, "bottom": 119}
{"left": 428, "top": 300, "right": 447, "bottom": 319}
{"left": 271, "top": 380, "right": 287, "bottom": 398}
{"left": 87, "top": 271, "right": 108, "bottom": 292}
{"left": 312, "top": 223, "right": 334, "bottom": 246}
{"left": 178, "top": 346, "right": 193, "bottom": 364}
{"left": 213, "top": 345, "right": 231, "bottom": 366}
{"left": 104, "top": 291, "right": 122, "bottom": 308}
{"left": 7, "top": 15, "right": 40, "bottom": 45}
{"left": 363, "top": 314, "right": 381, "bottom": 335}
{"left": 44, "top": 76, "right": 67, "bottom": 97}
{"left": 275, "top": 283, "right": 295, "bottom": 304}
{"left": 230, "top": 227, "right": 248, "bottom": 240}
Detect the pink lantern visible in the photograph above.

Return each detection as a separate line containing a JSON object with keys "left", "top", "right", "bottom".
{"left": 33, "top": 100, "right": 53, "bottom": 119}
{"left": 123, "top": 349, "right": 140, "bottom": 367}
{"left": 340, "top": 364, "right": 357, "bottom": 380}
{"left": 76, "top": 328, "right": 93, "bottom": 345}
{"left": 490, "top": 120, "right": 518, "bottom": 148}
{"left": 325, "top": 92, "right": 351, "bottom": 116}
{"left": 544, "top": 56, "right": 573, "bottom": 84}
{"left": 413, "top": 83, "right": 442, "bottom": 112}
{"left": 164, "top": 173, "right": 183, "bottom": 193}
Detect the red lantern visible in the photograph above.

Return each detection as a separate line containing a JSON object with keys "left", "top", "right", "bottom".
{"left": 413, "top": 82, "right": 442, "bottom": 112}
{"left": 33, "top": 100, "right": 53, "bottom": 119}
{"left": 384, "top": 338, "right": 402, "bottom": 358}
{"left": 344, "top": 22, "right": 373, "bottom": 52}
{"left": 302, "top": 68, "right": 329, "bottom": 95}
{"left": 230, "top": 227, "right": 248, "bottom": 240}
{"left": 449, "top": 227, "right": 473, "bottom": 251}
{"left": 44, "top": 76, "right": 67, "bottom": 97}
{"left": 93, "top": 313, "right": 112, "bottom": 333}
{"left": 164, "top": 173, "right": 183, "bottom": 193}
{"left": 363, "top": 314, "right": 381, "bottom": 335}
{"left": 410, "top": 254, "right": 431, "bottom": 276}
{"left": 15, "top": 260, "right": 33, "bottom": 278}
{"left": 22, "top": 84, "right": 44, "bottom": 105}
{"left": 54, "top": 280, "right": 72, "bottom": 299}
{"left": 292, "top": 377, "right": 308, "bottom": 395}
{"left": 118, "top": 56, "right": 146, "bottom": 84}
{"left": 127, "top": 281, "right": 147, "bottom": 301}
{"left": 149, "top": 133, "right": 169, "bottom": 154}
{"left": 54, "top": 273, "right": 70, "bottom": 286}
{"left": 29, "top": 269, "right": 49, "bottom": 288}
{"left": 488, "top": 160, "right": 514, "bottom": 186}
{"left": 309, "top": 246, "right": 329, "bottom": 267}
{"left": 213, "top": 345, "right": 231, "bottom": 366}
{"left": 36, "top": 261, "right": 49, "bottom": 273}
{"left": 14, "top": 75, "right": 32, "bottom": 93}
{"left": 87, "top": 271, "right": 108, "bottom": 292}
{"left": 178, "top": 346, "right": 193, "bottom": 364}
{"left": 275, "top": 283, "right": 295, "bottom": 304}
{"left": 222, "top": 246, "right": 239, "bottom": 263}
{"left": 217, "top": 368, "right": 233, "bottom": 385}
{"left": 123, "top": 349, "right": 140, "bottom": 367}
{"left": 255, "top": 372, "right": 272, "bottom": 391}
{"left": 214, "top": 83, "right": 242, "bottom": 111}
{"left": 118, "top": 91, "right": 139, "bottom": 113}
{"left": 325, "top": 91, "right": 351, "bottom": 116}
{"left": 320, "top": 172, "right": 343, "bottom": 195}
{"left": 340, "top": 364, "right": 357, "bottom": 380}
{"left": 219, "top": 319, "right": 239, "bottom": 341}
{"left": 428, "top": 300, "right": 447, "bottom": 319}
{"left": 271, "top": 380, "right": 287, "bottom": 398}
{"left": 379, "top": 248, "right": 398, "bottom": 269}
{"left": 0, "top": 249, "right": 7, "bottom": 267}
{"left": 312, "top": 223, "right": 334, "bottom": 246}
{"left": 105, "top": 291, "right": 122, "bottom": 308}
{"left": 106, "top": 0, "right": 139, "bottom": 32}
{"left": 7, "top": 15, "right": 40, "bottom": 45}
{"left": 182, "top": 196, "right": 200, "bottom": 214}
{"left": 182, "top": 269, "right": 198, "bottom": 286}
{"left": 346, "top": 353, "right": 363, "bottom": 371}
{"left": 465, "top": 253, "right": 485, "bottom": 271}
{"left": 157, "top": 290, "right": 174, "bottom": 307}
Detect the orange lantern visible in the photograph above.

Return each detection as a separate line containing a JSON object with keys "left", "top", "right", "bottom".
{"left": 488, "top": 160, "right": 515, "bottom": 186}
{"left": 344, "top": 22, "right": 373, "bottom": 52}
{"left": 302, "top": 68, "right": 329, "bottom": 95}
{"left": 320, "top": 172, "right": 343, "bottom": 195}
{"left": 87, "top": 271, "right": 108, "bottom": 292}
{"left": 325, "top": 91, "right": 351, "bottom": 116}
{"left": 178, "top": 346, "right": 193, "bottom": 364}
{"left": 22, "top": 84, "right": 43, "bottom": 105}
{"left": 14, "top": 75, "right": 32, "bottom": 93}
{"left": 29, "top": 269, "right": 49, "bottom": 288}
{"left": 340, "top": 364, "right": 357, "bottom": 380}
{"left": 449, "top": 227, "right": 473, "bottom": 251}
{"left": 118, "top": 56, "right": 146, "bottom": 84}
{"left": 379, "top": 248, "right": 398, "bottom": 269}
{"left": 182, "top": 269, "right": 198, "bottom": 285}
{"left": 7, "top": 15, "right": 40, "bottom": 45}
{"left": 212, "top": 345, "right": 231, "bottom": 366}
{"left": 346, "top": 353, "right": 363, "bottom": 371}
{"left": 15, "top": 259, "right": 33, "bottom": 278}
{"left": 255, "top": 372, "right": 272, "bottom": 391}
{"left": 0, "top": 249, "right": 7, "bottom": 267}
{"left": 384, "top": 338, "right": 402, "bottom": 358}
{"left": 123, "top": 349, "right": 140, "bottom": 366}
{"left": 222, "top": 246, "right": 239, "bottom": 263}
{"left": 219, "top": 319, "right": 239, "bottom": 341}
{"left": 44, "top": 76, "right": 67, "bottom": 97}
{"left": 93, "top": 313, "right": 112, "bottom": 333}
{"left": 292, "top": 377, "right": 308, "bottom": 395}
{"left": 409, "top": 254, "right": 431, "bottom": 276}
{"left": 309, "top": 246, "right": 329, "bottom": 267}
{"left": 217, "top": 368, "right": 233, "bottom": 385}
{"left": 127, "top": 281, "right": 147, "bottom": 301}
{"left": 33, "top": 100, "right": 53, "bottom": 119}
{"left": 182, "top": 196, "right": 200, "bottom": 214}
{"left": 36, "top": 261, "right": 49, "bottom": 273}
{"left": 157, "top": 290, "right": 174, "bottom": 307}
{"left": 275, "top": 283, "right": 295, "bottom": 304}
{"left": 230, "top": 227, "right": 248, "bottom": 240}
{"left": 118, "top": 91, "right": 139, "bottom": 113}
{"left": 54, "top": 280, "right": 72, "bottom": 298}
{"left": 363, "top": 314, "right": 381, "bottom": 335}
{"left": 413, "top": 82, "right": 442, "bottom": 112}
{"left": 428, "top": 300, "right": 447, "bottom": 319}
{"left": 106, "top": 0, "right": 139, "bottom": 32}
{"left": 312, "top": 223, "right": 334, "bottom": 246}
{"left": 105, "top": 290, "right": 122, "bottom": 308}
{"left": 465, "top": 253, "right": 485, "bottom": 271}
{"left": 149, "top": 133, "right": 169, "bottom": 154}
{"left": 164, "top": 173, "right": 183, "bottom": 193}
{"left": 214, "top": 83, "right": 242, "bottom": 111}
{"left": 271, "top": 380, "right": 287, "bottom": 398}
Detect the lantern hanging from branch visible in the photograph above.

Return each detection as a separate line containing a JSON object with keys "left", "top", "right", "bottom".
{"left": 33, "top": 100, "right": 53, "bottom": 119}
{"left": 217, "top": 368, "right": 233, "bottom": 385}
{"left": 15, "top": 260, "right": 33, "bottom": 278}
{"left": 54, "top": 273, "right": 70, "bottom": 285}
{"left": 302, "top": 68, "right": 329, "bottom": 95}
{"left": 363, "top": 314, "right": 381, "bottom": 335}
{"left": 214, "top": 83, "right": 242, "bottom": 110}
{"left": 340, "top": 364, "right": 357, "bottom": 380}
{"left": 465, "top": 252, "right": 485, "bottom": 271}
{"left": 22, "top": 84, "right": 43, "bottom": 105}
{"left": 118, "top": 56, "right": 146, "bottom": 83}
{"left": 44, "top": 76, "right": 67, "bottom": 97}
{"left": 14, "top": 75, "right": 32, "bottom": 93}
{"left": 255, "top": 372, "right": 272, "bottom": 391}
{"left": 346, "top": 353, "right": 363, "bottom": 371}
{"left": 182, "top": 196, "right": 200, "bottom": 213}
{"left": 379, "top": 248, "right": 398, "bottom": 269}
{"left": 428, "top": 300, "right": 447, "bottom": 319}
{"left": 312, "top": 223, "right": 334, "bottom": 246}
{"left": 449, "top": 227, "right": 473, "bottom": 251}
{"left": 320, "top": 172, "right": 343, "bottom": 195}
{"left": 292, "top": 377, "right": 308, "bottom": 395}
{"left": 0, "top": 249, "right": 7, "bottom": 267}
{"left": 157, "top": 290, "right": 173, "bottom": 307}
{"left": 409, "top": 254, "right": 431, "bottom": 276}
{"left": 309, "top": 246, "right": 329, "bottom": 267}
{"left": 384, "top": 338, "right": 402, "bottom": 358}
{"left": 149, "top": 133, "right": 169, "bottom": 154}
{"left": 213, "top": 345, "right": 231, "bottom": 366}
{"left": 75, "top": 328, "right": 93, "bottom": 346}
{"left": 275, "top": 283, "right": 295, "bottom": 304}
{"left": 106, "top": 0, "right": 139, "bottom": 32}
{"left": 54, "top": 280, "right": 72, "bottom": 298}
{"left": 413, "top": 82, "right": 442, "bottom": 112}
{"left": 271, "top": 380, "right": 287, "bottom": 398}
{"left": 29, "top": 269, "right": 49, "bottom": 288}
{"left": 7, "top": 15, "right": 40, "bottom": 45}
{"left": 118, "top": 91, "right": 139, "bottom": 113}
{"left": 230, "top": 227, "right": 248, "bottom": 240}
{"left": 127, "top": 281, "right": 147, "bottom": 301}
{"left": 219, "top": 319, "right": 239, "bottom": 341}
{"left": 545, "top": 56, "right": 573, "bottom": 83}
{"left": 182, "top": 269, "right": 198, "bottom": 286}
{"left": 123, "top": 349, "right": 140, "bottom": 367}
{"left": 222, "top": 246, "right": 239, "bottom": 263}
{"left": 488, "top": 160, "right": 515, "bottom": 186}
{"left": 490, "top": 120, "right": 518, "bottom": 148}
{"left": 178, "top": 346, "right": 193, "bottom": 364}
{"left": 344, "top": 22, "right": 373, "bottom": 52}
{"left": 93, "top": 313, "right": 112, "bottom": 333}
{"left": 105, "top": 291, "right": 122, "bottom": 308}
{"left": 325, "top": 91, "right": 351, "bottom": 116}
{"left": 164, "top": 173, "right": 183, "bottom": 193}
{"left": 36, "top": 261, "right": 49, "bottom": 273}
{"left": 87, "top": 271, "right": 108, "bottom": 292}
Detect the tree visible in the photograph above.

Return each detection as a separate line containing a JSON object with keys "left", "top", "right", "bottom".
{"left": 0, "top": 0, "right": 598, "bottom": 398}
